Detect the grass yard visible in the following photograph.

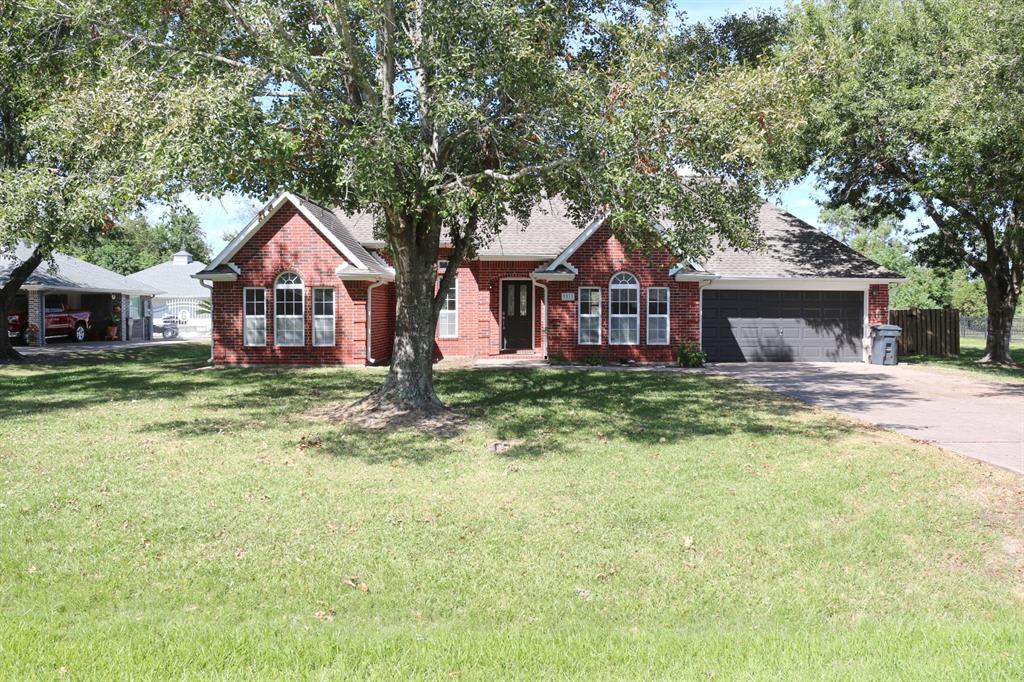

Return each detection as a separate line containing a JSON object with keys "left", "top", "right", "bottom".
{"left": 1, "top": 343, "right": 1022, "bottom": 680}
{"left": 901, "top": 337, "right": 1024, "bottom": 383}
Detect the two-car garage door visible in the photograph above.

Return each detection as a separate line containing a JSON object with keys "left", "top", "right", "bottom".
{"left": 701, "top": 290, "right": 864, "bottom": 362}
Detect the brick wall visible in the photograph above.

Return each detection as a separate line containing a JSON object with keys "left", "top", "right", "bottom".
{"left": 544, "top": 224, "right": 698, "bottom": 363}
{"left": 366, "top": 281, "right": 394, "bottom": 364}
{"left": 868, "top": 284, "right": 889, "bottom": 327}
{"left": 211, "top": 203, "right": 369, "bottom": 365}
{"left": 27, "top": 290, "right": 42, "bottom": 346}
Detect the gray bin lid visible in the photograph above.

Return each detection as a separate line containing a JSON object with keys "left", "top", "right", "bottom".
{"left": 872, "top": 324, "right": 902, "bottom": 333}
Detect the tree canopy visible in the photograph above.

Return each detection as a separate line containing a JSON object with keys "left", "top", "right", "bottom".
{"left": 782, "top": 0, "right": 1024, "bottom": 363}
{"left": 70, "top": 209, "right": 211, "bottom": 276}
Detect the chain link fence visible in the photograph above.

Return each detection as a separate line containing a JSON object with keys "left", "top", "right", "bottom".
{"left": 960, "top": 315, "right": 1024, "bottom": 340}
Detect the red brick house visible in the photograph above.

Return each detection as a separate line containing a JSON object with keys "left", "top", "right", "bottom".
{"left": 194, "top": 193, "right": 902, "bottom": 365}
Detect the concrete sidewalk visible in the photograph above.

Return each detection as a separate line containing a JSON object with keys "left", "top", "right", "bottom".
{"left": 711, "top": 362, "right": 1024, "bottom": 474}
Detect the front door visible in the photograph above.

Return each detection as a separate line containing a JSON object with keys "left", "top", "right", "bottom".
{"left": 501, "top": 280, "right": 533, "bottom": 350}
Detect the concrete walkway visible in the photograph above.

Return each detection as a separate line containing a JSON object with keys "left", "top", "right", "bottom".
{"left": 711, "top": 362, "right": 1024, "bottom": 474}
{"left": 17, "top": 338, "right": 204, "bottom": 359}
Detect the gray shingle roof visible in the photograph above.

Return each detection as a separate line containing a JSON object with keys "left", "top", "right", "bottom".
{"left": 131, "top": 258, "right": 211, "bottom": 298}
{"left": 700, "top": 203, "right": 903, "bottom": 279}
{"left": 336, "top": 197, "right": 590, "bottom": 258}
{"left": 295, "top": 195, "right": 392, "bottom": 277}
{"left": 231, "top": 194, "right": 901, "bottom": 282}
{"left": 1, "top": 243, "right": 161, "bottom": 295}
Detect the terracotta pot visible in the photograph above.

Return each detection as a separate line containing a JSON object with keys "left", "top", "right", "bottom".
{"left": 106, "top": 325, "right": 119, "bottom": 341}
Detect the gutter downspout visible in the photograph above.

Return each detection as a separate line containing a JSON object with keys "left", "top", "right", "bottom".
{"left": 533, "top": 281, "right": 549, "bottom": 360}
{"left": 198, "top": 280, "right": 214, "bottom": 364}
{"left": 366, "top": 280, "right": 385, "bottom": 365}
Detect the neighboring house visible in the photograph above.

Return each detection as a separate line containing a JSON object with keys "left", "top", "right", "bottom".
{"left": 131, "top": 251, "right": 211, "bottom": 338}
{"left": 194, "top": 193, "right": 903, "bottom": 366}
{"left": 1, "top": 243, "right": 160, "bottom": 345}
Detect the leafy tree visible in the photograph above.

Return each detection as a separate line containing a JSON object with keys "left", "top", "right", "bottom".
{"left": 671, "top": 9, "right": 787, "bottom": 74}
{"left": 67, "top": 0, "right": 804, "bottom": 410}
{"left": 820, "top": 205, "right": 987, "bottom": 312}
{"left": 785, "top": 0, "right": 1024, "bottom": 364}
{"left": 0, "top": 2, "right": 179, "bottom": 361}
{"left": 73, "top": 209, "right": 211, "bottom": 275}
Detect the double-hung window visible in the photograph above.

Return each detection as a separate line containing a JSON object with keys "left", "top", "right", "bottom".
{"left": 438, "top": 279, "right": 458, "bottom": 338}
{"left": 313, "top": 288, "right": 335, "bottom": 346}
{"left": 243, "top": 288, "right": 266, "bottom": 346}
{"left": 609, "top": 272, "right": 639, "bottom": 344}
{"left": 274, "top": 272, "right": 304, "bottom": 346}
{"left": 578, "top": 287, "right": 601, "bottom": 344}
{"left": 647, "top": 287, "right": 670, "bottom": 345}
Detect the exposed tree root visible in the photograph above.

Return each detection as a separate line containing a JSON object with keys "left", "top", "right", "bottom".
{"left": 0, "top": 347, "right": 27, "bottom": 365}
{"left": 307, "top": 390, "right": 466, "bottom": 437}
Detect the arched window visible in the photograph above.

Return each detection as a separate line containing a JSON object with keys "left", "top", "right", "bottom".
{"left": 275, "top": 272, "right": 304, "bottom": 346}
{"left": 609, "top": 272, "right": 639, "bottom": 344}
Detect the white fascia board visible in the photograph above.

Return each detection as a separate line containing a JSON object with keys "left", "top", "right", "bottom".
{"left": 704, "top": 277, "right": 897, "bottom": 290}
{"left": 190, "top": 273, "right": 238, "bottom": 282}
{"left": 531, "top": 270, "right": 576, "bottom": 282}
{"left": 674, "top": 272, "right": 721, "bottom": 282}
{"left": 208, "top": 192, "right": 368, "bottom": 272}
{"left": 19, "top": 284, "right": 161, "bottom": 295}
{"left": 335, "top": 264, "right": 395, "bottom": 282}
{"left": 546, "top": 213, "right": 609, "bottom": 272}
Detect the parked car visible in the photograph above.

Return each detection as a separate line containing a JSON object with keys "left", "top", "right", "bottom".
{"left": 7, "top": 303, "right": 91, "bottom": 343}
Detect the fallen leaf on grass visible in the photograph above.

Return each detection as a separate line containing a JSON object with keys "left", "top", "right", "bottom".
{"left": 297, "top": 434, "right": 323, "bottom": 450}
{"left": 596, "top": 566, "right": 618, "bottom": 580}
{"left": 314, "top": 607, "right": 336, "bottom": 621}
{"left": 343, "top": 576, "right": 370, "bottom": 593}
{"left": 487, "top": 439, "right": 524, "bottom": 454}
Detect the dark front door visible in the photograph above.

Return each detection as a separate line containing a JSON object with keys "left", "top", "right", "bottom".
{"left": 501, "top": 280, "right": 533, "bottom": 350}
{"left": 701, "top": 289, "right": 864, "bottom": 362}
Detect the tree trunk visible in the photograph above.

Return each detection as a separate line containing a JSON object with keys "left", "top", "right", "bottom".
{"left": 980, "top": 267, "right": 1019, "bottom": 365}
{"left": 0, "top": 246, "right": 43, "bottom": 364}
{"left": 371, "top": 217, "right": 445, "bottom": 411}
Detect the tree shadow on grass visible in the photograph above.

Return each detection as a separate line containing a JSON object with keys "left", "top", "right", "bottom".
{"left": 4, "top": 344, "right": 860, "bottom": 467}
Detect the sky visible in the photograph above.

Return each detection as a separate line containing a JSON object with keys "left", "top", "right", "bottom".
{"left": 179, "top": 0, "right": 823, "bottom": 257}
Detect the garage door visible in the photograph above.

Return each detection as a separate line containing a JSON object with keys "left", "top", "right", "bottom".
{"left": 701, "top": 290, "right": 864, "bottom": 362}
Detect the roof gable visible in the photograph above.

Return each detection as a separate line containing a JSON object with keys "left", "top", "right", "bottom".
{"left": 199, "top": 193, "right": 393, "bottom": 281}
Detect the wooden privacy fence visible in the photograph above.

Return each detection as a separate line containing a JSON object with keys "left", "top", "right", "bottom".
{"left": 888, "top": 308, "right": 960, "bottom": 356}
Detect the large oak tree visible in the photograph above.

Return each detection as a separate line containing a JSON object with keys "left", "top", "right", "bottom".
{"left": 785, "top": 0, "right": 1024, "bottom": 365}
{"left": 67, "top": 0, "right": 805, "bottom": 408}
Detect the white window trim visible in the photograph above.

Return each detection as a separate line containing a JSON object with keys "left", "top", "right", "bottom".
{"left": 577, "top": 286, "right": 601, "bottom": 345}
{"left": 438, "top": 278, "right": 458, "bottom": 339}
{"left": 609, "top": 272, "right": 639, "bottom": 346}
{"left": 274, "top": 272, "right": 305, "bottom": 347}
{"left": 312, "top": 287, "right": 335, "bottom": 347}
{"left": 243, "top": 287, "right": 267, "bottom": 347}
{"left": 646, "top": 287, "right": 670, "bottom": 346}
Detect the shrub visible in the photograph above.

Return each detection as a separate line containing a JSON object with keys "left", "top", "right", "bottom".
{"left": 582, "top": 353, "right": 605, "bottom": 366}
{"left": 677, "top": 342, "right": 707, "bottom": 368}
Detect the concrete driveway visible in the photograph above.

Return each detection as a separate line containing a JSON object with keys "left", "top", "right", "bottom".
{"left": 711, "top": 362, "right": 1024, "bottom": 474}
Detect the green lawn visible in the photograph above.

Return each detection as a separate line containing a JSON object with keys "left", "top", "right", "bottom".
{"left": 1, "top": 344, "right": 1022, "bottom": 680}
{"left": 901, "top": 337, "right": 1024, "bottom": 383}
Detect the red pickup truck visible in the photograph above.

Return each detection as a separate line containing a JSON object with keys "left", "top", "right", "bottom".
{"left": 7, "top": 303, "right": 91, "bottom": 343}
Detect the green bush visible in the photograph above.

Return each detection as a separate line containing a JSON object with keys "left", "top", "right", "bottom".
{"left": 677, "top": 342, "right": 707, "bottom": 368}
{"left": 582, "top": 353, "right": 605, "bottom": 366}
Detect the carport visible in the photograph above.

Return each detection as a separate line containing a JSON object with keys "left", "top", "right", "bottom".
{"left": 2, "top": 244, "right": 160, "bottom": 346}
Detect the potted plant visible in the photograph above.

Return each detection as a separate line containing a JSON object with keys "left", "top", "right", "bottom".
{"left": 25, "top": 323, "right": 40, "bottom": 346}
{"left": 106, "top": 306, "right": 121, "bottom": 341}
